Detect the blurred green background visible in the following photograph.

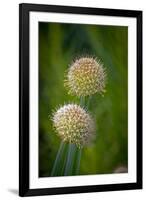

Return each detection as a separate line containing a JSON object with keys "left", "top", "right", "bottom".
{"left": 39, "top": 22, "right": 128, "bottom": 177}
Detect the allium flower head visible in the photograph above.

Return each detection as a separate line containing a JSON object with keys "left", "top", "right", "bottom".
{"left": 64, "top": 57, "right": 106, "bottom": 96}
{"left": 52, "top": 104, "right": 95, "bottom": 148}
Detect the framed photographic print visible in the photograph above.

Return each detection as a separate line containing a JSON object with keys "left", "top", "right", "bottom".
{"left": 19, "top": 3, "right": 142, "bottom": 197}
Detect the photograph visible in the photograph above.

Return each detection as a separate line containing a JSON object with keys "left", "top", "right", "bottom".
{"left": 39, "top": 22, "right": 128, "bottom": 178}
{"left": 19, "top": 3, "right": 142, "bottom": 196}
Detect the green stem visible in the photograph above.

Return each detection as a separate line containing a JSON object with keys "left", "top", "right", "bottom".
{"left": 64, "top": 143, "right": 76, "bottom": 176}
{"left": 60, "top": 144, "right": 69, "bottom": 175}
{"left": 80, "top": 96, "right": 85, "bottom": 107}
{"left": 51, "top": 141, "right": 65, "bottom": 176}
{"left": 75, "top": 148, "right": 82, "bottom": 175}
{"left": 86, "top": 96, "right": 91, "bottom": 110}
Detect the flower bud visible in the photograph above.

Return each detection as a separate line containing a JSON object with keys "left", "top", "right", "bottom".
{"left": 65, "top": 57, "right": 106, "bottom": 97}
{"left": 52, "top": 104, "right": 95, "bottom": 147}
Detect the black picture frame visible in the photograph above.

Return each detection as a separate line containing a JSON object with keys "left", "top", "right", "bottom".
{"left": 19, "top": 3, "right": 143, "bottom": 197}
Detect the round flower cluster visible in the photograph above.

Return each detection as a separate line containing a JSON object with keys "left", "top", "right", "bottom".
{"left": 52, "top": 104, "right": 95, "bottom": 147}
{"left": 64, "top": 57, "right": 106, "bottom": 97}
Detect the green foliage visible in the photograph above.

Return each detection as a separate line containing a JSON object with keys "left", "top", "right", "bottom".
{"left": 39, "top": 22, "right": 128, "bottom": 177}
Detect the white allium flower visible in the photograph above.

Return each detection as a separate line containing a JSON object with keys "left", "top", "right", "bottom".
{"left": 64, "top": 57, "right": 106, "bottom": 97}
{"left": 52, "top": 104, "right": 95, "bottom": 147}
